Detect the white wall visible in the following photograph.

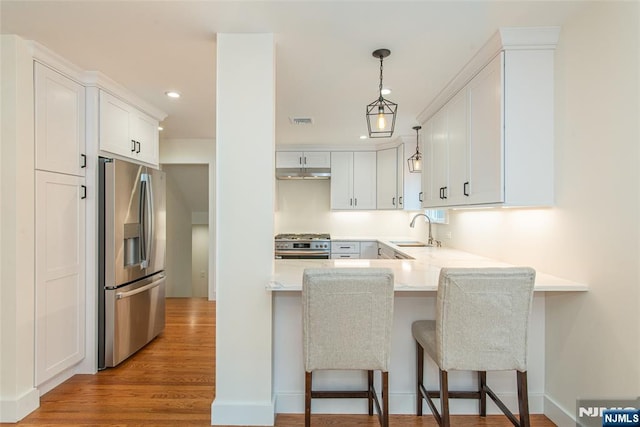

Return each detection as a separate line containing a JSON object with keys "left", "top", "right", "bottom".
{"left": 275, "top": 179, "right": 426, "bottom": 239}
{"left": 191, "top": 224, "right": 209, "bottom": 298}
{"left": 164, "top": 171, "right": 193, "bottom": 297}
{"left": 438, "top": 3, "right": 639, "bottom": 424}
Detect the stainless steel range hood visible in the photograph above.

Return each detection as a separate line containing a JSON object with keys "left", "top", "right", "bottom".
{"left": 276, "top": 167, "right": 331, "bottom": 180}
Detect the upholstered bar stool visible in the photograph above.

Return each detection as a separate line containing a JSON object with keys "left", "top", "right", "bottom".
{"left": 412, "top": 267, "right": 536, "bottom": 427}
{"left": 302, "top": 268, "right": 395, "bottom": 427}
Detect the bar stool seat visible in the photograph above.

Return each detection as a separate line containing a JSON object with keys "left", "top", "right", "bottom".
{"left": 302, "top": 268, "right": 394, "bottom": 427}
{"left": 413, "top": 267, "right": 536, "bottom": 427}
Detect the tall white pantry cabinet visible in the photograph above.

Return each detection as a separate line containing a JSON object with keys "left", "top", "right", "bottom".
{"left": 34, "top": 62, "right": 87, "bottom": 386}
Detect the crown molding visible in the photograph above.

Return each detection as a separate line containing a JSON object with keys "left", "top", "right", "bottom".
{"left": 416, "top": 26, "right": 560, "bottom": 124}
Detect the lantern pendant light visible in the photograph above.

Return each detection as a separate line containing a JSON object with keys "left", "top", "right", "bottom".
{"left": 407, "top": 125, "right": 422, "bottom": 173}
{"left": 366, "top": 49, "right": 397, "bottom": 138}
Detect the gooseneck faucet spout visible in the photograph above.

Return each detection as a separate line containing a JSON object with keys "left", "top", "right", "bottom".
{"left": 410, "top": 213, "right": 434, "bottom": 246}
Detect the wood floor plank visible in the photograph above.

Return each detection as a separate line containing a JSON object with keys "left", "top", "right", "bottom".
{"left": 5, "top": 297, "right": 556, "bottom": 427}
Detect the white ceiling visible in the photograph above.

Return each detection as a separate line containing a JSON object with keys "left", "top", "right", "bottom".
{"left": 1, "top": 1, "right": 586, "bottom": 145}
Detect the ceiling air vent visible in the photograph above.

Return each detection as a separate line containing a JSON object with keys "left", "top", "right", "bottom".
{"left": 289, "top": 117, "right": 314, "bottom": 125}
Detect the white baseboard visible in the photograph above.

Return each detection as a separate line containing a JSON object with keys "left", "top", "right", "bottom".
{"left": 0, "top": 387, "right": 40, "bottom": 423}
{"left": 544, "top": 395, "right": 576, "bottom": 427}
{"left": 36, "top": 364, "right": 77, "bottom": 396}
{"left": 275, "top": 391, "right": 545, "bottom": 415}
{"left": 211, "top": 398, "right": 275, "bottom": 426}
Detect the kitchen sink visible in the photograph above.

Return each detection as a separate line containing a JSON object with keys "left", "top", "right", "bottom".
{"left": 390, "top": 240, "right": 427, "bottom": 247}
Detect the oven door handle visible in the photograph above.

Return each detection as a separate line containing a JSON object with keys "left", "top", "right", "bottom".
{"left": 275, "top": 250, "right": 331, "bottom": 257}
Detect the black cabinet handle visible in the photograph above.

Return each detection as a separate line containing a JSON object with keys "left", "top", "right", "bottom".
{"left": 80, "top": 154, "right": 86, "bottom": 168}
{"left": 377, "top": 247, "right": 382, "bottom": 256}
{"left": 392, "top": 197, "right": 395, "bottom": 206}
{"left": 136, "top": 141, "right": 141, "bottom": 153}
{"left": 399, "top": 196, "right": 403, "bottom": 205}
{"left": 350, "top": 198, "right": 353, "bottom": 206}
{"left": 419, "top": 191, "right": 423, "bottom": 202}
{"left": 354, "top": 198, "right": 357, "bottom": 207}
{"left": 464, "top": 182, "right": 470, "bottom": 196}
{"left": 439, "top": 187, "right": 443, "bottom": 199}
{"left": 81, "top": 185, "right": 87, "bottom": 200}
{"left": 131, "top": 139, "right": 136, "bottom": 152}
{"left": 443, "top": 186, "right": 448, "bottom": 199}
{"left": 299, "top": 157, "right": 302, "bottom": 165}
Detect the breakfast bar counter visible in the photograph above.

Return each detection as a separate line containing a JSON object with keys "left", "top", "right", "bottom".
{"left": 269, "top": 244, "right": 588, "bottom": 292}
{"left": 269, "top": 244, "right": 587, "bottom": 417}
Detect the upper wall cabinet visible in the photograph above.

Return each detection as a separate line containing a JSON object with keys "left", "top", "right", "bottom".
{"left": 276, "top": 151, "right": 330, "bottom": 168}
{"left": 376, "top": 146, "right": 405, "bottom": 210}
{"left": 419, "top": 27, "right": 558, "bottom": 208}
{"left": 331, "top": 151, "right": 376, "bottom": 210}
{"left": 99, "top": 90, "right": 159, "bottom": 166}
{"left": 35, "top": 63, "right": 86, "bottom": 176}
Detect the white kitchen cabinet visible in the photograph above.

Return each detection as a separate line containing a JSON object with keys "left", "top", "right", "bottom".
{"left": 276, "top": 151, "right": 330, "bottom": 168}
{"left": 422, "top": 108, "right": 449, "bottom": 208}
{"left": 420, "top": 29, "right": 556, "bottom": 208}
{"left": 376, "top": 147, "right": 401, "bottom": 209}
{"left": 331, "top": 241, "right": 360, "bottom": 259}
{"left": 99, "top": 90, "right": 159, "bottom": 166}
{"left": 34, "top": 62, "right": 86, "bottom": 176}
{"left": 330, "top": 151, "right": 376, "bottom": 210}
{"left": 35, "top": 170, "right": 86, "bottom": 385}
{"left": 377, "top": 243, "right": 395, "bottom": 259}
{"left": 359, "top": 241, "right": 379, "bottom": 259}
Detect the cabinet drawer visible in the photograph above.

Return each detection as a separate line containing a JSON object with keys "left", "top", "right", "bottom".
{"left": 331, "top": 242, "right": 360, "bottom": 253}
{"left": 331, "top": 253, "right": 360, "bottom": 259}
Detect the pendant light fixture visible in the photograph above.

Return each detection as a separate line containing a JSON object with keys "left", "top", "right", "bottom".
{"left": 366, "top": 49, "right": 397, "bottom": 138}
{"left": 407, "top": 125, "right": 422, "bottom": 173}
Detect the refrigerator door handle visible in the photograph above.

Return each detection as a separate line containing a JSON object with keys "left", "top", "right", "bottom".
{"left": 115, "top": 277, "right": 164, "bottom": 299}
{"left": 139, "top": 172, "right": 154, "bottom": 269}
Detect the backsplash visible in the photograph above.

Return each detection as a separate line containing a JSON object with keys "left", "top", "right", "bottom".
{"left": 274, "top": 179, "right": 425, "bottom": 238}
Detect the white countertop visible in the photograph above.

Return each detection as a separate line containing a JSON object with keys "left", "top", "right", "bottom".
{"left": 270, "top": 240, "right": 588, "bottom": 292}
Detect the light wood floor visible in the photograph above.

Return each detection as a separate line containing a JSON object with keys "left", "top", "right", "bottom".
{"left": 8, "top": 298, "right": 556, "bottom": 426}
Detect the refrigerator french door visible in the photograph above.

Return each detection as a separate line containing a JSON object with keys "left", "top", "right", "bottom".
{"left": 98, "top": 157, "right": 166, "bottom": 369}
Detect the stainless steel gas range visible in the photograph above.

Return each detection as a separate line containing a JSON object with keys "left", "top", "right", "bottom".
{"left": 274, "top": 233, "right": 331, "bottom": 259}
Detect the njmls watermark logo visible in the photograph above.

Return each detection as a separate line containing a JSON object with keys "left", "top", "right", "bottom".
{"left": 577, "top": 398, "right": 640, "bottom": 427}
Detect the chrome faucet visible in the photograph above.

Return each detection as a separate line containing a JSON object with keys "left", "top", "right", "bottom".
{"left": 410, "top": 213, "right": 440, "bottom": 247}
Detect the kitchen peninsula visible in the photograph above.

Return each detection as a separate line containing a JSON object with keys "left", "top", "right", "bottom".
{"left": 269, "top": 242, "right": 587, "bottom": 416}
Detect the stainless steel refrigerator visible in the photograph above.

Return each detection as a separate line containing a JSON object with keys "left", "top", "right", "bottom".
{"left": 98, "top": 157, "right": 166, "bottom": 369}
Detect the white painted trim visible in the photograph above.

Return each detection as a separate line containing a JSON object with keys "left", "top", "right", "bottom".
{"left": 544, "top": 395, "right": 576, "bottom": 427}
{"left": 275, "top": 391, "right": 545, "bottom": 415}
{"left": 84, "top": 71, "right": 167, "bottom": 121}
{"left": 36, "top": 364, "right": 77, "bottom": 396}
{"left": 0, "top": 388, "right": 39, "bottom": 423}
{"left": 28, "top": 41, "right": 85, "bottom": 83}
{"left": 417, "top": 26, "right": 560, "bottom": 123}
{"left": 211, "top": 399, "right": 276, "bottom": 426}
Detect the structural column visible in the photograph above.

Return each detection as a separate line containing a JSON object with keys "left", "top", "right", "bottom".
{"left": 211, "top": 33, "right": 275, "bottom": 425}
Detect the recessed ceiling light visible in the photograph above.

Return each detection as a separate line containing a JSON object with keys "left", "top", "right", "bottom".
{"left": 165, "top": 91, "right": 181, "bottom": 99}
{"left": 381, "top": 88, "right": 392, "bottom": 95}
{"left": 158, "top": 126, "right": 164, "bottom": 131}
{"left": 360, "top": 135, "right": 367, "bottom": 140}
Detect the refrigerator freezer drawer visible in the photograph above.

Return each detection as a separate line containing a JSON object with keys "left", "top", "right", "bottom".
{"left": 103, "top": 273, "right": 165, "bottom": 368}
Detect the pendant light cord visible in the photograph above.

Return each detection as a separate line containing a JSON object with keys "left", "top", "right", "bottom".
{"left": 378, "top": 56, "right": 384, "bottom": 99}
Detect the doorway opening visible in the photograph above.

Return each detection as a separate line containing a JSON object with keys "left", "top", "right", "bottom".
{"left": 163, "top": 164, "right": 209, "bottom": 298}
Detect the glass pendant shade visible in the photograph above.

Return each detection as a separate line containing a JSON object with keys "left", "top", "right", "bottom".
{"left": 408, "top": 125, "right": 422, "bottom": 173}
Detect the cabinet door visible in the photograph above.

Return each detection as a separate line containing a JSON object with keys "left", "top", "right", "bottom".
{"left": 35, "top": 171, "right": 86, "bottom": 385}
{"left": 353, "top": 151, "right": 377, "bottom": 209}
{"left": 303, "top": 151, "right": 330, "bottom": 168}
{"left": 131, "top": 110, "right": 159, "bottom": 166}
{"left": 99, "top": 91, "right": 133, "bottom": 158}
{"left": 403, "top": 141, "right": 422, "bottom": 210}
{"left": 422, "top": 110, "right": 448, "bottom": 208}
{"left": 276, "top": 151, "right": 303, "bottom": 168}
{"left": 35, "top": 63, "right": 86, "bottom": 176}
{"left": 360, "top": 241, "right": 379, "bottom": 259}
{"left": 467, "top": 54, "right": 504, "bottom": 204}
{"left": 376, "top": 147, "right": 398, "bottom": 209}
{"left": 330, "top": 152, "right": 354, "bottom": 209}
{"left": 446, "top": 89, "right": 469, "bottom": 205}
